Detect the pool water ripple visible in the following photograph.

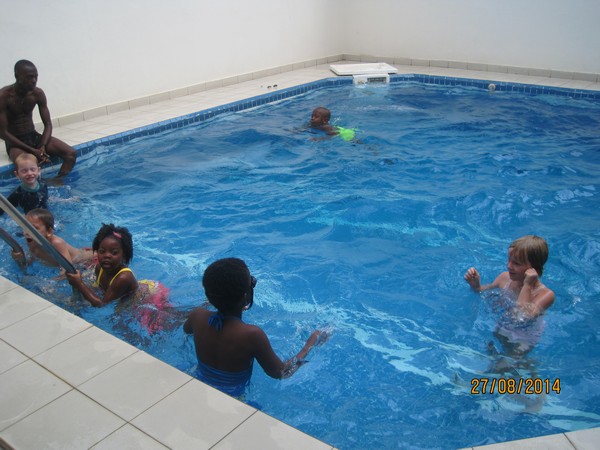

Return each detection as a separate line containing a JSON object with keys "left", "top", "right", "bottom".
{"left": 1, "top": 82, "right": 600, "bottom": 449}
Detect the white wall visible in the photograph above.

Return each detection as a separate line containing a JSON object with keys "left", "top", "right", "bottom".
{"left": 344, "top": 0, "right": 600, "bottom": 74}
{"left": 0, "top": 0, "right": 344, "bottom": 117}
{"left": 1, "top": 0, "right": 598, "bottom": 119}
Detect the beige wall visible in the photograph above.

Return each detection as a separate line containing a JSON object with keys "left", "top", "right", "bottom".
{"left": 344, "top": 0, "right": 600, "bottom": 74}
{"left": 1, "top": 0, "right": 598, "bottom": 119}
{"left": 0, "top": 0, "right": 344, "bottom": 117}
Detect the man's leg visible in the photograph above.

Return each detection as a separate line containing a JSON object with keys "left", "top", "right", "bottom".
{"left": 46, "top": 136, "right": 77, "bottom": 177}
{"left": 8, "top": 146, "right": 26, "bottom": 163}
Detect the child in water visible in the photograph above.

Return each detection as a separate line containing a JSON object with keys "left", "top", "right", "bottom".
{"left": 310, "top": 107, "right": 338, "bottom": 136}
{"left": 66, "top": 223, "right": 138, "bottom": 305}
{"left": 184, "top": 257, "right": 329, "bottom": 397}
{"left": 65, "top": 223, "right": 172, "bottom": 333}
{"left": 11, "top": 208, "right": 93, "bottom": 269}
{"left": 1, "top": 153, "right": 48, "bottom": 216}
{"left": 309, "top": 107, "right": 355, "bottom": 141}
{"left": 464, "top": 235, "right": 555, "bottom": 357}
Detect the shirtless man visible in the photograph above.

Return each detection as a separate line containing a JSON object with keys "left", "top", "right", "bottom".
{"left": 0, "top": 60, "right": 76, "bottom": 179}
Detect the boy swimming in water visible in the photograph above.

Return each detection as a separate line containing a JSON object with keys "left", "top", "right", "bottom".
{"left": 309, "top": 107, "right": 355, "bottom": 141}
{"left": 310, "top": 107, "right": 338, "bottom": 136}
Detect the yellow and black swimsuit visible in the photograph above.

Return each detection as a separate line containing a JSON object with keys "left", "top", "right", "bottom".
{"left": 94, "top": 266, "right": 134, "bottom": 288}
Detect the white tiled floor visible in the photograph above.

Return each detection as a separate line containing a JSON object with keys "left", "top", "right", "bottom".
{"left": 1, "top": 61, "right": 599, "bottom": 449}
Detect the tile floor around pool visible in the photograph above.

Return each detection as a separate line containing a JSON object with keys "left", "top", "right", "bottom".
{"left": 1, "top": 61, "right": 599, "bottom": 449}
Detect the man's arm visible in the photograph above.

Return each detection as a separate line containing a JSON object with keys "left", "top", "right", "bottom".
{"left": 0, "top": 91, "right": 17, "bottom": 145}
{"left": 35, "top": 89, "right": 52, "bottom": 150}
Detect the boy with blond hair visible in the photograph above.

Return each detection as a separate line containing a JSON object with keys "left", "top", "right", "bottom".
{"left": 1, "top": 152, "right": 48, "bottom": 216}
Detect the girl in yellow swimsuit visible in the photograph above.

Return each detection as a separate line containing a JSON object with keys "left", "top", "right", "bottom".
{"left": 66, "top": 223, "right": 173, "bottom": 333}
{"left": 66, "top": 223, "right": 138, "bottom": 306}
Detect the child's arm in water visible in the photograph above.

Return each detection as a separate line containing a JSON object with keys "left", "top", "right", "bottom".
{"left": 253, "top": 328, "right": 330, "bottom": 379}
{"left": 464, "top": 267, "right": 507, "bottom": 292}
{"left": 310, "top": 124, "right": 339, "bottom": 141}
{"left": 66, "top": 269, "right": 138, "bottom": 307}
{"left": 320, "top": 124, "right": 339, "bottom": 136}
{"left": 516, "top": 268, "right": 555, "bottom": 319}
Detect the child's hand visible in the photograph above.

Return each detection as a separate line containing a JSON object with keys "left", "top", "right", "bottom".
{"left": 464, "top": 267, "right": 481, "bottom": 290}
{"left": 11, "top": 250, "right": 26, "bottom": 265}
{"left": 523, "top": 268, "right": 539, "bottom": 287}
{"left": 65, "top": 270, "right": 82, "bottom": 286}
{"left": 55, "top": 268, "right": 67, "bottom": 281}
{"left": 312, "top": 329, "right": 331, "bottom": 346}
{"left": 34, "top": 147, "right": 50, "bottom": 164}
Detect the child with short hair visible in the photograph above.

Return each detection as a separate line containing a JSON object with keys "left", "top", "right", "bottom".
{"left": 464, "top": 235, "right": 555, "bottom": 356}
{"left": 309, "top": 106, "right": 355, "bottom": 141}
{"left": 12, "top": 207, "right": 93, "bottom": 268}
{"left": 310, "top": 107, "right": 338, "bottom": 135}
{"left": 184, "top": 257, "right": 329, "bottom": 397}
{"left": 1, "top": 153, "right": 48, "bottom": 216}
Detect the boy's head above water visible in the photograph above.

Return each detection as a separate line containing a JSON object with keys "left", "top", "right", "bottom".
{"left": 310, "top": 107, "right": 331, "bottom": 127}
{"left": 14, "top": 153, "right": 40, "bottom": 189}
{"left": 24, "top": 208, "right": 54, "bottom": 244}
{"left": 26, "top": 207, "right": 54, "bottom": 230}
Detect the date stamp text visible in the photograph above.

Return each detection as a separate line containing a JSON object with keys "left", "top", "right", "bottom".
{"left": 471, "top": 377, "right": 561, "bottom": 395}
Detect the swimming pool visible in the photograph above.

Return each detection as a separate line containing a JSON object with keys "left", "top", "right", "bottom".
{"left": 1, "top": 77, "right": 599, "bottom": 449}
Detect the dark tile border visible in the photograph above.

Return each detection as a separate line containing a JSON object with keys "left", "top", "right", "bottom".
{"left": 1, "top": 75, "right": 598, "bottom": 179}
{"left": 393, "top": 74, "right": 600, "bottom": 99}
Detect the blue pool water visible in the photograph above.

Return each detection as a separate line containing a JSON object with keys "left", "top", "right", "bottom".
{"left": 1, "top": 80, "right": 600, "bottom": 449}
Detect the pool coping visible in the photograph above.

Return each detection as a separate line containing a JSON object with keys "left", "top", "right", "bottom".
{"left": 1, "top": 66, "right": 600, "bottom": 449}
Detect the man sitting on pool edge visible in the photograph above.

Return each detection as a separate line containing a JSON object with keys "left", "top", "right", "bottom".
{"left": 0, "top": 59, "right": 77, "bottom": 180}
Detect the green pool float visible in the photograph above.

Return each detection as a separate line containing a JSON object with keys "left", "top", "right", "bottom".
{"left": 335, "top": 126, "right": 356, "bottom": 141}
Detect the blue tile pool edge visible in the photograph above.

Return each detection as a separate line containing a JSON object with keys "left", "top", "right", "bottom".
{"left": 1, "top": 74, "right": 598, "bottom": 179}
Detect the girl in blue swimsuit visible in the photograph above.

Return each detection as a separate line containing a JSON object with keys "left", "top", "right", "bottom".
{"left": 184, "top": 257, "right": 329, "bottom": 397}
